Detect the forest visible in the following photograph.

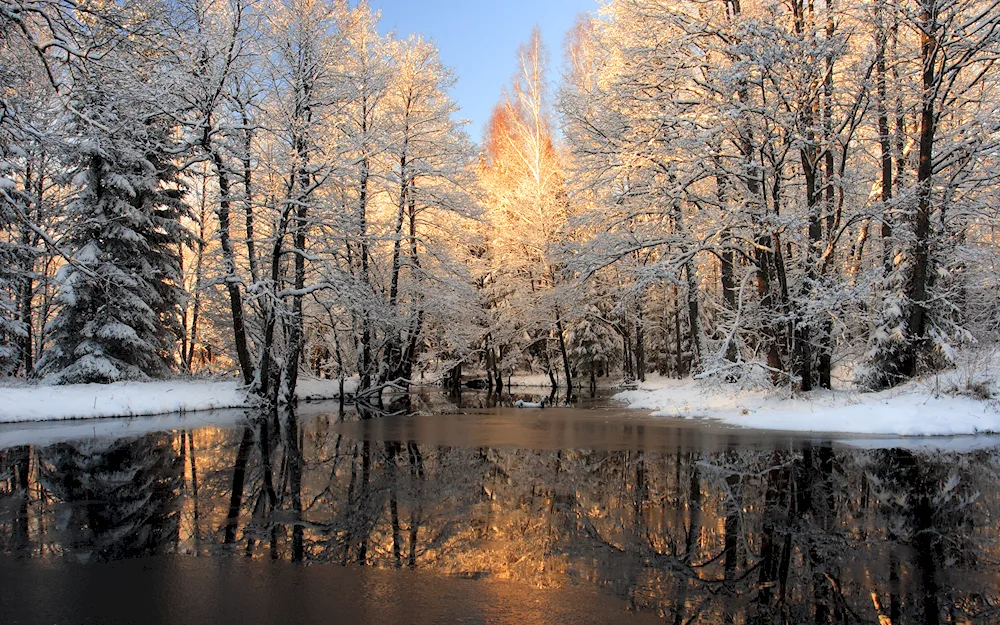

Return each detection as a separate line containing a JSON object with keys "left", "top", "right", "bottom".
{"left": 2, "top": 0, "right": 1000, "bottom": 406}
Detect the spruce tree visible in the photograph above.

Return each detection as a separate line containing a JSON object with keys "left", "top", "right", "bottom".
{"left": 36, "top": 78, "right": 190, "bottom": 384}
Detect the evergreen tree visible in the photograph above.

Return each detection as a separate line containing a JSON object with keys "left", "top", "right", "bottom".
{"left": 36, "top": 74, "right": 190, "bottom": 384}
{"left": 567, "top": 304, "right": 621, "bottom": 393}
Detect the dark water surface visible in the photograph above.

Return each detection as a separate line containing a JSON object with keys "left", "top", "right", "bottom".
{"left": 1, "top": 389, "right": 999, "bottom": 624}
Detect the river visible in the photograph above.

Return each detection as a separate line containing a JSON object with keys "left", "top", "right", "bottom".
{"left": 0, "top": 389, "right": 997, "bottom": 623}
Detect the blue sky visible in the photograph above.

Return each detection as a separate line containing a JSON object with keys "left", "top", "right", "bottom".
{"left": 368, "top": 0, "right": 599, "bottom": 142}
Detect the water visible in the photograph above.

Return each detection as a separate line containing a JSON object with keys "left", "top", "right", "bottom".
{"left": 0, "top": 389, "right": 998, "bottom": 624}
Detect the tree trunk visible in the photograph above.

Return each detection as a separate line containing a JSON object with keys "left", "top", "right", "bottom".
{"left": 555, "top": 308, "right": 573, "bottom": 396}
{"left": 770, "top": 173, "right": 792, "bottom": 380}
{"left": 400, "top": 178, "right": 425, "bottom": 382}
{"left": 18, "top": 269, "right": 32, "bottom": 375}
{"left": 817, "top": 0, "right": 837, "bottom": 391}
{"left": 18, "top": 158, "right": 43, "bottom": 375}
{"left": 354, "top": 89, "right": 375, "bottom": 393}
{"left": 684, "top": 261, "right": 704, "bottom": 372}
{"left": 797, "top": 141, "right": 819, "bottom": 392}
{"left": 283, "top": 199, "right": 306, "bottom": 403}
{"left": 359, "top": 154, "right": 373, "bottom": 391}
{"left": 257, "top": 194, "right": 296, "bottom": 404}
{"left": 792, "top": 3, "right": 822, "bottom": 389}
{"left": 209, "top": 148, "right": 254, "bottom": 385}
{"left": 386, "top": 149, "right": 409, "bottom": 384}
{"left": 673, "top": 285, "right": 683, "bottom": 377}
{"left": 876, "top": 0, "right": 894, "bottom": 272}
{"left": 906, "top": 0, "right": 938, "bottom": 376}
{"left": 634, "top": 304, "right": 645, "bottom": 382}
{"left": 714, "top": 151, "right": 738, "bottom": 314}
{"left": 623, "top": 323, "right": 634, "bottom": 381}
{"left": 240, "top": 110, "right": 259, "bottom": 285}
{"left": 187, "top": 179, "right": 209, "bottom": 371}
{"left": 283, "top": 148, "right": 310, "bottom": 402}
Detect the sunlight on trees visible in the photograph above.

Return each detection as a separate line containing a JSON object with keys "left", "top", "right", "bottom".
{"left": 2, "top": 0, "right": 1000, "bottom": 399}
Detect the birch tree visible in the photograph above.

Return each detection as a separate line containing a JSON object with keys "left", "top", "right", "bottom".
{"left": 479, "top": 29, "right": 573, "bottom": 392}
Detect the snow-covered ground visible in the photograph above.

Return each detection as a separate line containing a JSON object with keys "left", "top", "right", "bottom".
{"left": 615, "top": 373, "right": 1000, "bottom": 436}
{"left": 836, "top": 435, "right": 1000, "bottom": 453}
{"left": 295, "top": 377, "right": 359, "bottom": 401}
{"left": 0, "top": 377, "right": 357, "bottom": 423}
{"left": 504, "top": 373, "right": 565, "bottom": 388}
{"left": 498, "top": 372, "right": 622, "bottom": 389}
{"left": 5, "top": 360, "right": 999, "bottom": 438}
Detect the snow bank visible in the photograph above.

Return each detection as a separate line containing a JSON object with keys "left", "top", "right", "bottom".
{"left": 0, "top": 380, "right": 246, "bottom": 423}
{"left": 837, "top": 435, "right": 1000, "bottom": 453}
{"left": 0, "top": 377, "right": 356, "bottom": 423}
{"left": 297, "top": 377, "right": 359, "bottom": 400}
{"left": 503, "top": 373, "right": 622, "bottom": 389}
{"left": 614, "top": 376, "right": 1000, "bottom": 436}
{"left": 505, "top": 373, "right": 564, "bottom": 388}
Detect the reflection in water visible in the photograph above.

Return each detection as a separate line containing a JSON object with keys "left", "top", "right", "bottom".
{"left": 1, "top": 401, "right": 999, "bottom": 623}
{"left": 10, "top": 434, "right": 182, "bottom": 561}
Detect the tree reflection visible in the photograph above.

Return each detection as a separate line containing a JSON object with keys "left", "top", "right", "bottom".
{"left": 866, "top": 448, "right": 987, "bottom": 623}
{"left": 34, "top": 434, "right": 181, "bottom": 560}
{"left": 1, "top": 408, "right": 998, "bottom": 623}
{"left": 0, "top": 445, "right": 31, "bottom": 556}
{"left": 223, "top": 425, "right": 254, "bottom": 546}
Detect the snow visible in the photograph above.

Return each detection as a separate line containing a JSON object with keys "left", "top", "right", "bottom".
{"left": 614, "top": 375, "right": 1000, "bottom": 436}
{"left": 0, "top": 377, "right": 357, "bottom": 423}
{"left": 514, "top": 397, "right": 549, "bottom": 408}
{"left": 503, "top": 373, "right": 560, "bottom": 388}
{"left": 837, "top": 435, "right": 1000, "bottom": 453}
{"left": 297, "top": 377, "right": 359, "bottom": 401}
{"left": 501, "top": 373, "right": 621, "bottom": 389}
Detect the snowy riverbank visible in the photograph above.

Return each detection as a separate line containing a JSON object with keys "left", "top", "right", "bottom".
{"left": 0, "top": 377, "right": 357, "bottom": 423}
{"left": 492, "top": 372, "right": 623, "bottom": 389}
{"left": 614, "top": 374, "right": 1000, "bottom": 436}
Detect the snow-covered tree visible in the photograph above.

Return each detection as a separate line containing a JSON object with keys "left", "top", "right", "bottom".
{"left": 478, "top": 29, "right": 574, "bottom": 391}
{"left": 567, "top": 302, "right": 621, "bottom": 393}
{"left": 36, "top": 44, "right": 190, "bottom": 384}
{"left": 375, "top": 35, "right": 478, "bottom": 385}
{"left": 560, "top": 0, "right": 1000, "bottom": 394}
{"left": 0, "top": 3, "right": 68, "bottom": 376}
{"left": 859, "top": 0, "right": 1000, "bottom": 389}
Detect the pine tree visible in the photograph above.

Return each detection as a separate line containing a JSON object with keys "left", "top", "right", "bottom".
{"left": 36, "top": 77, "right": 190, "bottom": 384}
{"left": 568, "top": 304, "right": 620, "bottom": 393}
